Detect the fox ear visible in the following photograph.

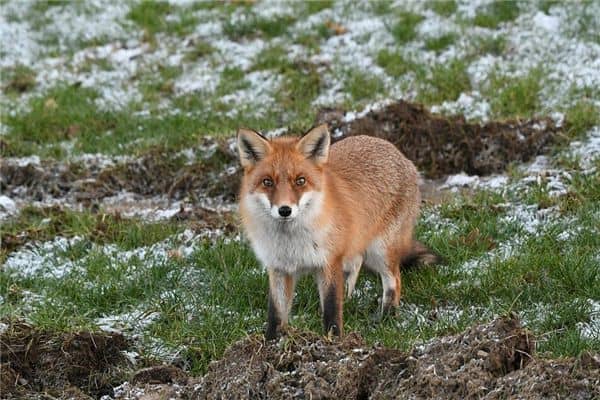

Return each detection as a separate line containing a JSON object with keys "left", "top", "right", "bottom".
{"left": 237, "top": 128, "right": 271, "bottom": 168}
{"left": 297, "top": 124, "right": 330, "bottom": 165}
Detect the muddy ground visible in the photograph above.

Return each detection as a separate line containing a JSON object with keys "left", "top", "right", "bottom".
{"left": 1, "top": 316, "right": 598, "bottom": 399}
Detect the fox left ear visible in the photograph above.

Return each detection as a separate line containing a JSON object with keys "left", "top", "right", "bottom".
{"left": 297, "top": 124, "right": 330, "bottom": 165}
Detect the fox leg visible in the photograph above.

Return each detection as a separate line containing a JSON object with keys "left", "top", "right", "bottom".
{"left": 315, "top": 262, "right": 344, "bottom": 336}
{"left": 380, "top": 260, "right": 401, "bottom": 313}
{"left": 343, "top": 255, "right": 363, "bottom": 299}
{"left": 365, "top": 238, "right": 404, "bottom": 314}
{"left": 266, "top": 270, "right": 296, "bottom": 340}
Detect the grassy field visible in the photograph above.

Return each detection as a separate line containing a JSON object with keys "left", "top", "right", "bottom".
{"left": 1, "top": 0, "right": 599, "bottom": 379}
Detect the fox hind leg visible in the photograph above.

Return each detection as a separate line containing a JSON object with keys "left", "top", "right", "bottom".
{"left": 343, "top": 255, "right": 363, "bottom": 299}
{"left": 364, "top": 237, "right": 405, "bottom": 314}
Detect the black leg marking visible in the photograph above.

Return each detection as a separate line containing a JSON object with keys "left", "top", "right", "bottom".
{"left": 266, "top": 294, "right": 280, "bottom": 340}
{"left": 381, "top": 289, "right": 397, "bottom": 315}
{"left": 323, "top": 284, "right": 340, "bottom": 336}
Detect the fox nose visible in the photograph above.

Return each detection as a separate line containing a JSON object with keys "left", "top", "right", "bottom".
{"left": 278, "top": 206, "right": 292, "bottom": 217}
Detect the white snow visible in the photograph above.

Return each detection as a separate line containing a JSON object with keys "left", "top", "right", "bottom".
{"left": 532, "top": 11, "right": 560, "bottom": 32}
{"left": 0, "top": 195, "right": 17, "bottom": 217}
{"left": 578, "top": 299, "right": 600, "bottom": 340}
{"left": 96, "top": 309, "right": 161, "bottom": 335}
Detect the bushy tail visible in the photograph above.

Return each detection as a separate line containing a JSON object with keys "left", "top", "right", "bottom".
{"left": 402, "top": 241, "right": 442, "bottom": 269}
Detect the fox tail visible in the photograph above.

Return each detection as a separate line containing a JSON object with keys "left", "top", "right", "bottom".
{"left": 402, "top": 240, "right": 442, "bottom": 268}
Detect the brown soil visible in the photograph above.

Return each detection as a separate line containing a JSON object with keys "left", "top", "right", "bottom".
{"left": 0, "top": 139, "right": 239, "bottom": 206}
{"left": 0, "top": 320, "right": 131, "bottom": 399}
{"left": 2, "top": 317, "right": 598, "bottom": 399}
{"left": 189, "top": 316, "right": 599, "bottom": 400}
{"left": 317, "top": 100, "right": 562, "bottom": 178}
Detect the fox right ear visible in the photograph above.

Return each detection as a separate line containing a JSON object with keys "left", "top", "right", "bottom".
{"left": 237, "top": 128, "right": 271, "bottom": 168}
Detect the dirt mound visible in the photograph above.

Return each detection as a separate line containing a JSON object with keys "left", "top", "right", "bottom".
{"left": 189, "top": 316, "right": 599, "bottom": 400}
{"left": 317, "top": 101, "right": 561, "bottom": 178}
{"left": 0, "top": 139, "right": 239, "bottom": 205}
{"left": 0, "top": 320, "right": 132, "bottom": 399}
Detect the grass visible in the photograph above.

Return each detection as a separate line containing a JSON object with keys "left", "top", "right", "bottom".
{"left": 127, "top": 1, "right": 198, "bottom": 39}
{"left": 344, "top": 69, "right": 386, "bottom": 104}
{"left": 565, "top": 100, "right": 600, "bottom": 138}
{"left": 473, "top": 35, "right": 507, "bottom": 56}
{"left": 425, "top": 33, "right": 458, "bottom": 53}
{"left": 376, "top": 49, "right": 420, "bottom": 78}
{"left": 486, "top": 68, "right": 543, "bottom": 118}
{"left": 1, "top": 85, "right": 208, "bottom": 158}
{"left": 473, "top": 0, "right": 521, "bottom": 29}
{"left": 305, "top": 0, "right": 334, "bottom": 15}
{"left": 417, "top": 59, "right": 471, "bottom": 104}
{"left": 429, "top": 0, "right": 457, "bottom": 17}
{"left": 390, "top": 11, "right": 424, "bottom": 44}
{"left": 223, "top": 12, "right": 295, "bottom": 40}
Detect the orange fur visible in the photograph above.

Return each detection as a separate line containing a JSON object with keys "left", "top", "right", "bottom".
{"left": 237, "top": 124, "right": 438, "bottom": 339}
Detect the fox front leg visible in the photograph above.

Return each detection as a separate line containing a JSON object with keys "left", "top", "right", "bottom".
{"left": 266, "top": 270, "right": 296, "bottom": 340}
{"left": 315, "top": 263, "right": 344, "bottom": 336}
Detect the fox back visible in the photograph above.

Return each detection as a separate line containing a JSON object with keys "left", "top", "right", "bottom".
{"left": 237, "top": 124, "right": 438, "bottom": 339}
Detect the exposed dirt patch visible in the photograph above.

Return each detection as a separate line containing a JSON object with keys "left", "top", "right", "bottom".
{"left": 0, "top": 320, "right": 132, "bottom": 399}
{"left": 0, "top": 139, "right": 239, "bottom": 207}
{"left": 186, "top": 316, "right": 599, "bottom": 400}
{"left": 317, "top": 100, "right": 562, "bottom": 178}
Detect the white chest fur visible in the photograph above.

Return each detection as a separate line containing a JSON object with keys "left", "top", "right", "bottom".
{"left": 243, "top": 192, "right": 331, "bottom": 274}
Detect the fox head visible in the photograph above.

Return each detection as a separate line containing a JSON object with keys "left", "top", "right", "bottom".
{"left": 237, "top": 124, "right": 330, "bottom": 222}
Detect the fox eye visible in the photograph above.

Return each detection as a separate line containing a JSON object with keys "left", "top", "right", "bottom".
{"left": 295, "top": 177, "right": 306, "bottom": 186}
{"left": 262, "top": 178, "right": 274, "bottom": 187}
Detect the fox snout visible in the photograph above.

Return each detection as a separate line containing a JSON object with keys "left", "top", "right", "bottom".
{"left": 270, "top": 203, "right": 298, "bottom": 220}
{"left": 278, "top": 205, "right": 292, "bottom": 217}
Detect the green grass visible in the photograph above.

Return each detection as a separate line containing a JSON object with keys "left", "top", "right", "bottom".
{"left": 305, "top": 0, "right": 334, "bottom": 15}
{"left": 183, "top": 40, "right": 215, "bottom": 62}
{"left": 376, "top": 49, "right": 419, "bottom": 78}
{"left": 127, "top": 1, "right": 198, "bottom": 39}
{"left": 473, "top": 0, "right": 521, "bottom": 29}
{"left": 344, "top": 69, "right": 386, "bottom": 104}
{"left": 473, "top": 35, "right": 507, "bottom": 56}
{"left": 417, "top": 59, "right": 471, "bottom": 104}
{"left": 429, "top": 0, "right": 457, "bottom": 17}
{"left": 223, "top": 12, "right": 295, "bottom": 40}
{"left": 486, "top": 68, "right": 543, "bottom": 118}
{"left": 1, "top": 85, "right": 201, "bottom": 157}
{"left": 564, "top": 100, "right": 600, "bottom": 138}
{"left": 390, "top": 11, "right": 424, "bottom": 44}
{"left": 425, "top": 33, "right": 458, "bottom": 53}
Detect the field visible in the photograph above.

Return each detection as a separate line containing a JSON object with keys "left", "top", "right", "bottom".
{"left": 1, "top": 0, "right": 599, "bottom": 398}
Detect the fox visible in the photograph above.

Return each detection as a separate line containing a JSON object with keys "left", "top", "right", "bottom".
{"left": 237, "top": 124, "right": 439, "bottom": 340}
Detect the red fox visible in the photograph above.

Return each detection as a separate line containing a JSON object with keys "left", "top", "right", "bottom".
{"left": 237, "top": 124, "right": 439, "bottom": 339}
